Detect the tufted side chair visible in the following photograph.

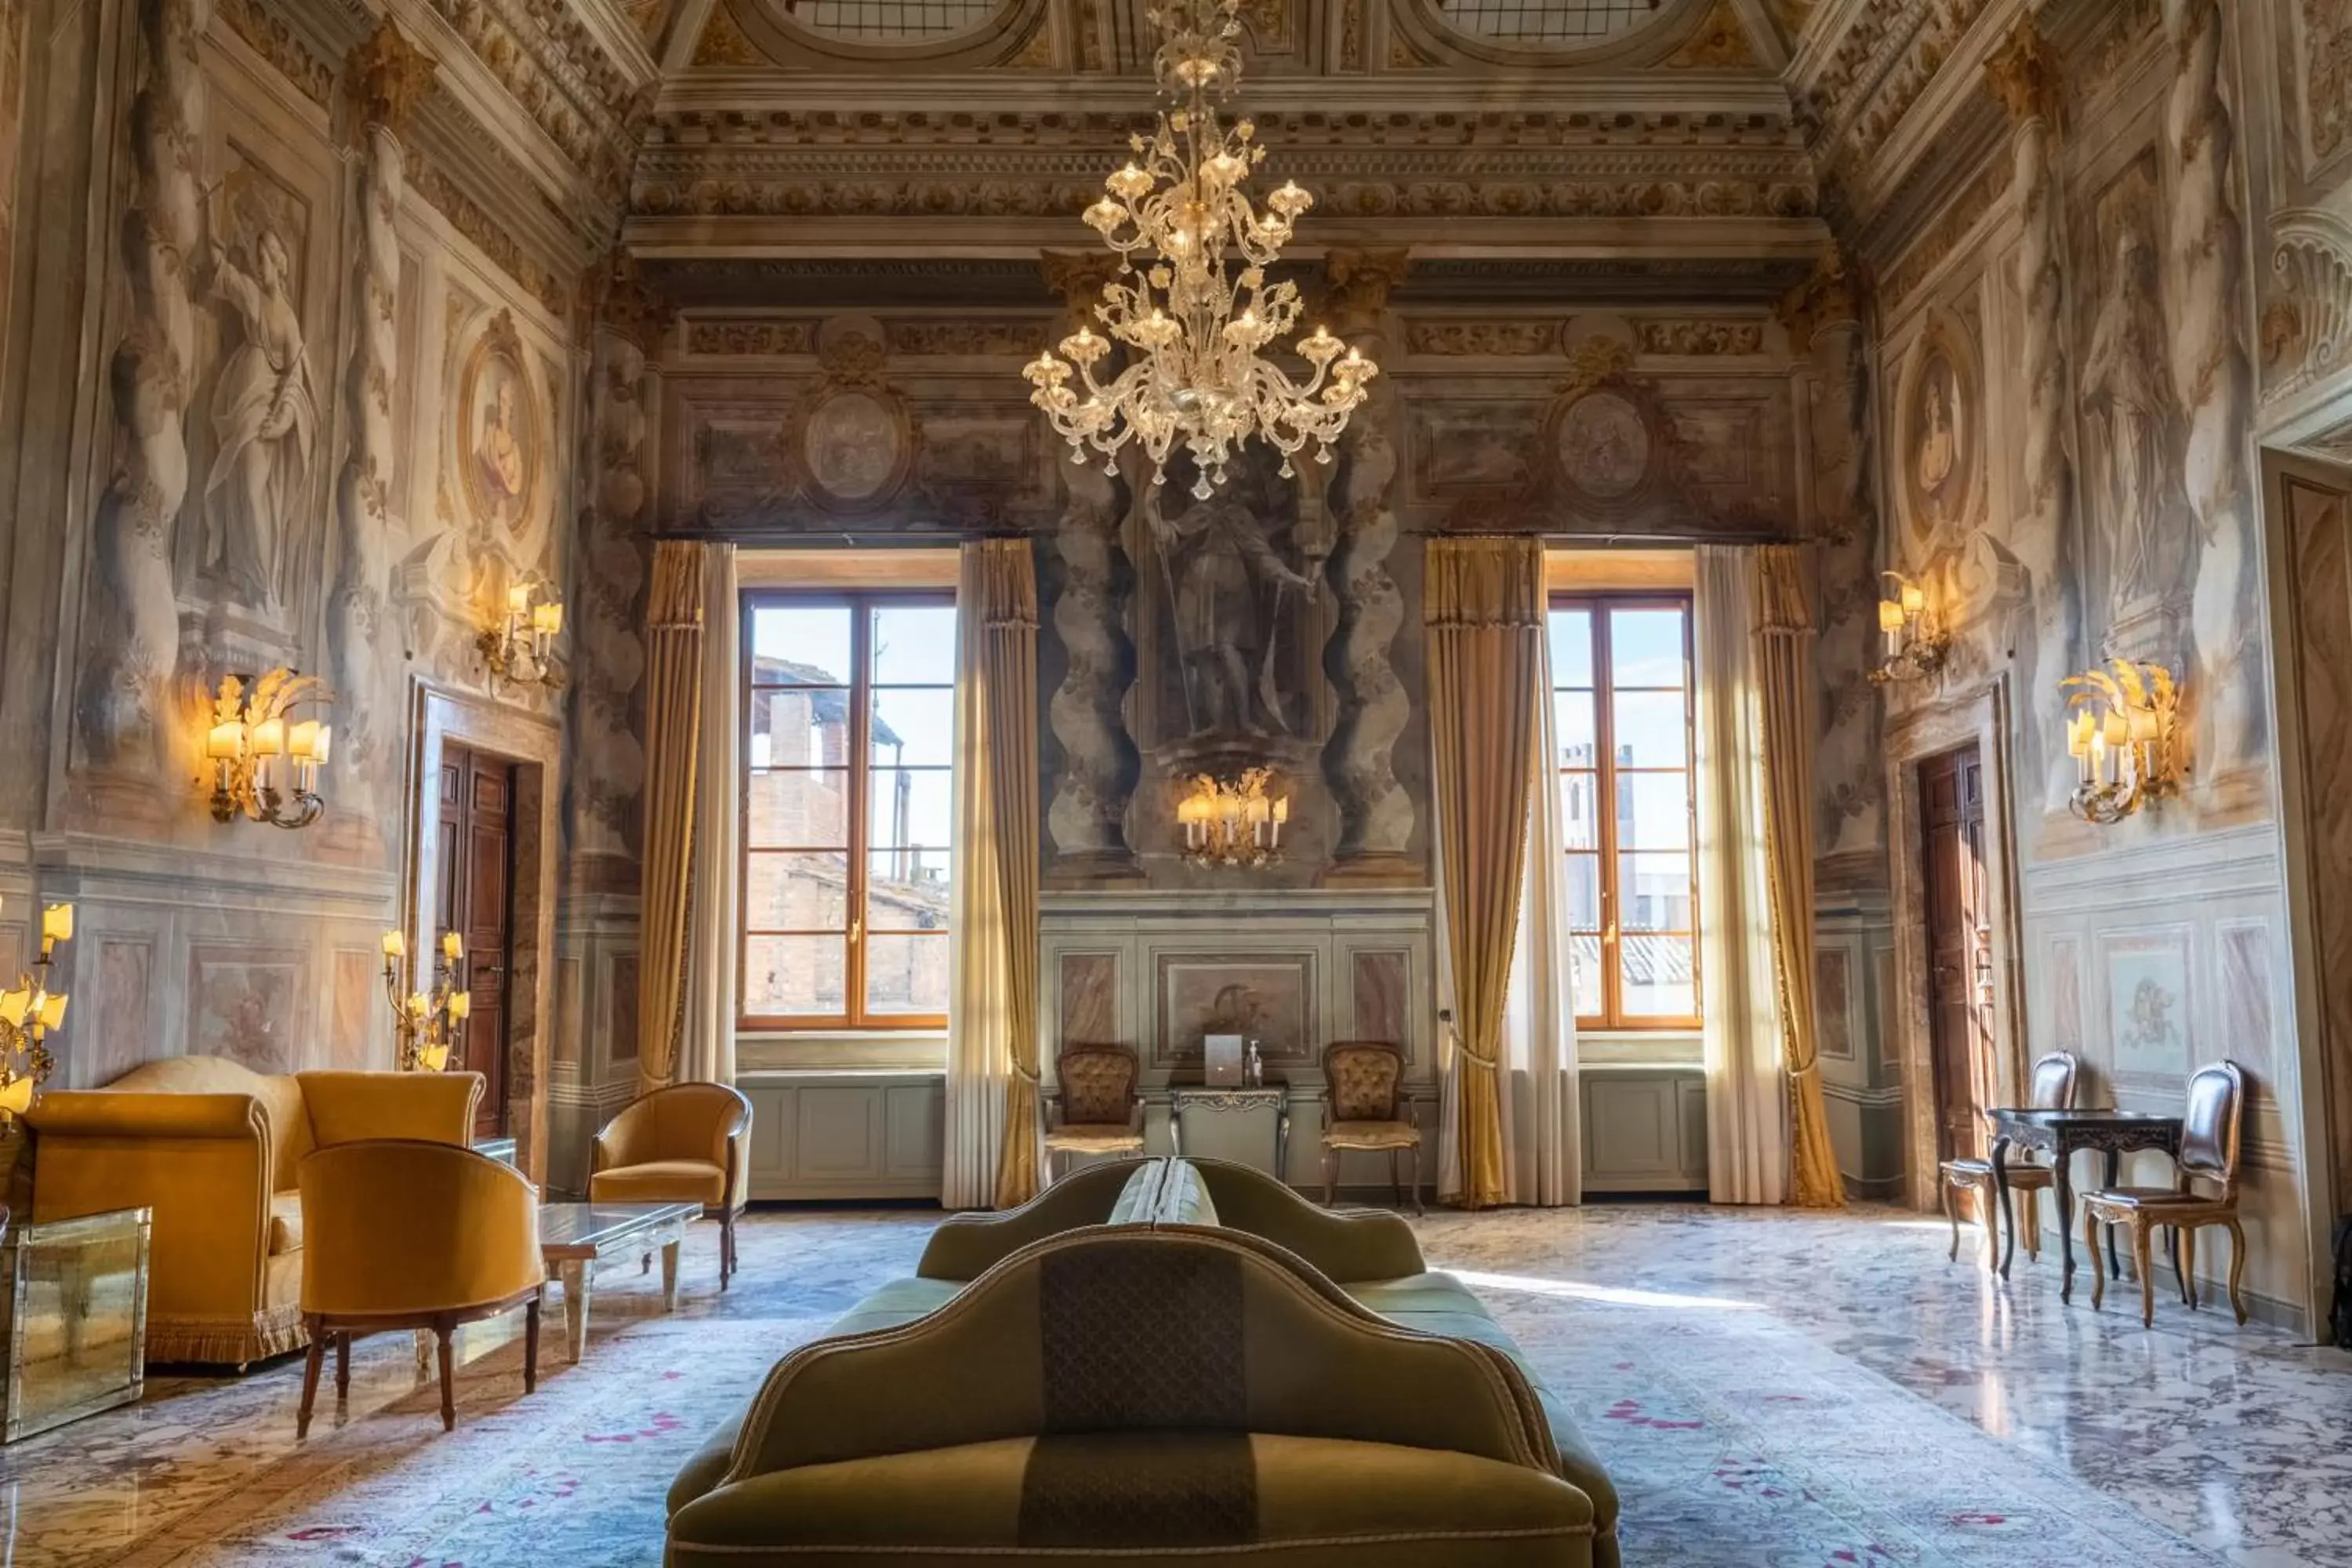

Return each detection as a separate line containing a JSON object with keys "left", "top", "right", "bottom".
{"left": 1319, "top": 1041, "right": 1421, "bottom": 1215}
{"left": 1940, "top": 1051, "right": 2078, "bottom": 1268}
{"left": 1042, "top": 1044, "right": 1146, "bottom": 1184}
{"left": 2085, "top": 1061, "right": 2249, "bottom": 1327}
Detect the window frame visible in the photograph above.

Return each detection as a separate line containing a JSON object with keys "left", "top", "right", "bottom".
{"left": 738, "top": 587, "right": 955, "bottom": 1033}
{"left": 1549, "top": 590, "right": 1702, "bottom": 1032}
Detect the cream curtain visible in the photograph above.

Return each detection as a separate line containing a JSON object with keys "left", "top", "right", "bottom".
{"left": 1757, "top": 546, "right": 1844, "bottom": 1208}
{"left": 677, "top": 543, "right": 740, "bottom": 1086}
{"left": 1497, "top": 598, "right": 1581, "bottom": 1207}
{"left": 1693, "top": 544, "right": 1788, "bottom": 1204}
{"left": 941, "top": 540, "right": 1041, "bottom": 1210}
{"left": 636, "top": 540, "right": 706, "bottom": 1098}
{"left": 1425, "top": 536, "right": 1545, "bottom": 1210}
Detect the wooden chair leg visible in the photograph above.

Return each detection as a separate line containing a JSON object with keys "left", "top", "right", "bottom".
{"left": 1389, "top": 1148, "right": 1403, "bottom": 1208}
{"left": 2085, "top": 1207, "right": 2107, "bottom": 1312}
{"left": 2225, "top": 1218, "right": 2249, "bottom": 1324}
{"left": 2179, "top": 1225, "right": 2198, "bottom": 1310}
{"left": 334, "top": 1331, "right": 351, "bottom": 1399}
{"left": 524, "top": 1294, "right": 541, "bottom": 1394}
{"left": 2131, "top": 1220, "right": 2157, "bottom": 1329}
{"left": 1976, "top": 1174, "right": 1998, "bottom": 1269}
{"left": 436, "top": 1325, "right": 456, "bottom": 1432}
{"left": 1322, "top": 1145, "right": 1336, "bottom": 1208}
{"left": 1406, "top": 1145, "right": 1424, "bottom": 1217}
{"left": 721, "top": 1212, "right": 737, "bottom": 1290}
{"left": 2020, "top": 1188, "right": 2040, "bottom": 1261}
{"left": 296, "top": 1323, "right": 326, "bottom": 1439}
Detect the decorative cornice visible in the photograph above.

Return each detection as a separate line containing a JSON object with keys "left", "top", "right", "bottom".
{"left": 217, "top": 0, "right": 336, "bottom": 107}
{"left": 1878, "top": 150, "right": 2008, "bottom": 314}
{"left": 684, "top": 318, "right": 811, "bottom": 354}
{"left": 1634, "top": 318, "right": 1767, "bottom": 354}
{"left": 885, "top": 318, "right": 1047, "bottom": 356}
{"left": 424, "top": 0, "right": 644, "bottom": 193}
{"left": 1983, "top": 16, "right": 2062, "bottom": 128}
{"left": 346, "top": 18, "right": 438, "bottom": 138}
{"left": 410, "top": 154, "right": 574, "bottom": 318}
{"left": 1406, "top": 321, "right": 1556, "bottom": 355}
{"left": 1802, "top": 0, "right": 1998, "bottom": 193}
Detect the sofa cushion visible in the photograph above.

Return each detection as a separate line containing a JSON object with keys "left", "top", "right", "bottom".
{"left": 589, "top": 1160, "right": 725, "bottom": 1207}
{"left": 669, "top": 1431, "right": 1594, "bottom": 1566}
{"left": 267, "top": 1190, "right": 303, "bottom": 1256}
{"left": 1106, "top": 1160, "right": 1163, "bottom": 1225}
{"left": 1160, "top": 1160, "right": 1221, "bottom": 1228}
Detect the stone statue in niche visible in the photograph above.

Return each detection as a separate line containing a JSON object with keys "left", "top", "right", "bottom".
{"left": 201, "top": 186, "right": 318, "bottom": 616}
{"left": 2082, "top": 198, "right": 2176, "bottom": 626}
{"left": 1145, "top": 470, "right": 1317, "bottom": 739}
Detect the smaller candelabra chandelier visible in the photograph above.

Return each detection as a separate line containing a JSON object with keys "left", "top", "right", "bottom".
{"left": 2062, "top": 659, "right": 2183, "bottom": 826}
{"left": 382, "top": 928, "right": 470, "bottom": 1073}
{"left": 478, "top": 580, "right": 565, "bottom": 689}
{"left": 1868, "top": 572, "right": 1947, "bottom": 684}
{"left": 1177, "top": 768, "right": 1289, "bottom": 869}
{"left": 0, "top": 899, "right": 73, "bottom": 1122}
{"left": 207, "top": 669, "right": 332, "bottom": 829}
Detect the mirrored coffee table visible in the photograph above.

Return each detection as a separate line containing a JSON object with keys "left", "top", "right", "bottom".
{"left": 538, "top": 1201, "right": 703, "bottom": 1363}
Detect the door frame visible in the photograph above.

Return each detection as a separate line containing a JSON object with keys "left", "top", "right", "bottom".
{"left": 401, "top": 678, "right": 562, "bottom": 1186}
{"left": 2260, "top": 445, "right": 2352, "bottom": 1338}
{"left": 1884, "top": 673, "right": 2028, "bottom": 1208}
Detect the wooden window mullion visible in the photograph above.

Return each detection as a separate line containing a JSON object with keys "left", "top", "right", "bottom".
{"left": 848, "top": 596, "right": 872, "bottom": 1029}
{"left": 1593, "top": 604, "right": 1622, "bottom": 1026}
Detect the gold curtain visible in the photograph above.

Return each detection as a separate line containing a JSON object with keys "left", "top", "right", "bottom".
{"left": 637, "top": 540, "right": 706, "bottom": 1099}
{"left": 975, "top": 540, "right": 1044, "bottom": 1210}
{"left": 1755, "top": 545, "right": 1844, "bottom": 1209}
{"left": 1425, "top": 536, "right": 1545, "bottom": 1210}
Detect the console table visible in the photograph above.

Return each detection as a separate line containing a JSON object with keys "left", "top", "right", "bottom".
{"left": 1168, "top": 1086, "right": 1290, "bottom": 1182}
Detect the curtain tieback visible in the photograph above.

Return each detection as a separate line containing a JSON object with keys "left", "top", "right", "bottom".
{"left": 1457, "top": 1040, "right": 1501, "bottom": 1069}
{"left": 1008, "top": 1058, "right": 1042, "bottom": 1086}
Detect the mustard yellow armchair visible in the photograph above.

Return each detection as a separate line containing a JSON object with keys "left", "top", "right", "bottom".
{"left": 28, "top": 1057, "right": 482, "bottom": 1367}
{"left": 296, "top": 1139, "right": 543, "bottom": 1436}
{"left": 589, "top": 1083, "right": 752, "bottom": 1287}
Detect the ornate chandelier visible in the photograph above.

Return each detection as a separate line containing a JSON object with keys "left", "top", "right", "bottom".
{"left": 1023, "top": 0, "right": 1377, "bottom": 499}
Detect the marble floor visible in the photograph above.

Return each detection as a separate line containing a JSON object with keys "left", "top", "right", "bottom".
{"left": 1, "top": 1201, "right": 2345, "bottom": 1566}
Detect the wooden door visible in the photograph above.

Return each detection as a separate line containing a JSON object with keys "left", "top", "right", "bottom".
{"left": 1920, "top": 744, "right": 1991, "bottom": 1163}
{"left": 437, "top": 742, "right": 517, "bottom": 1141}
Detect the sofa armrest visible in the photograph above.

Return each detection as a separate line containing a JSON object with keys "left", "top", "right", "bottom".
{"left": 29, "top": 1091, "right": 268, "bottom": 1142}
{"left": 1186, "top": 1157, "right": 1426, "bottom": 1281}
{"left": 915, "top": 1157, "right": 1148, "bottom": 1280}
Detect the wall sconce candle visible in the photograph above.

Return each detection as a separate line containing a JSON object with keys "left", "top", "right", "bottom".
{"left": 0, "top": 897, "right": 73, "bottom": 1121}
{"left": 2061, "top": 659, "right": 2182, "bottom": 825}
{"left": 383, "top": 927, "right": 468, "bottom": 1073}
{"left": 207, "top": 670, "right": 332, "bottom": 829}
{"left": 479, "top": 579, "right": 564, "bottom": 689}
{"left": 1868, "top": 571, "right": 1947, "bottom": 684}
{"left": 1178, "top": 768, "right": 1288, "bottom": 869}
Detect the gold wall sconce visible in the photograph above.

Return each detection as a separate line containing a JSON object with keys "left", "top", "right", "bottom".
{"left": 0, "top": 900, "right": 73, "bottom": 1121}
{"left": 1177, "top": 768, "right": 1289, "bottom": 869}
{"left": 381, "top": 928, "right": 470, "bottom": 1073}
{"left": 478, "top": 580, "right": 564, "bottom": 689}
{"left": 2063, "top": 659, "right": 2182, "bottom": 825}
{"left": 1869, "top": 571, "right": 1947, "bottom": 684}
{"left": 207, "top": 670, "right": 332, "bottom": 829}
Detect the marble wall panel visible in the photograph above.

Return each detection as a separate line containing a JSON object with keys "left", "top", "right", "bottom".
{"left": 608, "top": 951, "right": 640, "bottom": 1064}
{"left": 1816, "top": 946, "right": 1854, "bottom": 1061}
{"left": 2217, "top": 919, "right": 2277, "bottom": 1073}
{"left": 554, "top": 955, "right": 584, "bottom": 1068}
{"left": 2049, "top": 935, "right": 2084, "bottom": 1051}
{"left": 2103, "top": 927, "right": 2194, "bottom": 1086}
{"left": 328, "top": 946, "right": 380, "bottom": 1070}
{"left": 1154, "top": 952, "right": 1319, "bottom": 1070}
{"left": 88, "top": 938, "right": 153, "bottom": 1088}
{"left": 1058, "top": 952, "right": 1119, "bottom": 1045}
{"left": 1350, "top": 949, "right": 1409, "bottom": 1047}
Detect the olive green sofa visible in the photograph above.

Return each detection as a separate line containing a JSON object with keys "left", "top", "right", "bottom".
{"left": 666, "top": 1156, "right": 1621, "bottom": 1567}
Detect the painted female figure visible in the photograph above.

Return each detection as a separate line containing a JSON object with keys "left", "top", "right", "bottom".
{"left": 202, "top": 227, "right": 317, "bottom": 615}
{"left": 2081, "top": 219, "right": 2172, "bottom": 612}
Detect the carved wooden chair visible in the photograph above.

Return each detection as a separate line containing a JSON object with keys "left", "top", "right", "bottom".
{"left": 1942, "top": 1051, "right": 2078, "bottom": 1268}
{"left": 1318, "top": 1041, "right": 1421, "bottom": 1215}
{"left": 2087, "top": 1060, "right": 2249, "bottom": 1327}
{"left": 1042, "top": 1044, "right": 1145, "bottom": 1184}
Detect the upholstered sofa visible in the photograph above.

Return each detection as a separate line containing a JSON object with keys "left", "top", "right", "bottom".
{"left": 27, "top": 1056, "right": 484, "bottom": 1366}
{"left": 669, "top": 1156, "right": 1620, "bottom": 1568}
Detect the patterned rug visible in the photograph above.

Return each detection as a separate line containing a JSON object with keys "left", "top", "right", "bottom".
{"left": 13, "top": 1209, "right": 2241, "bottom": 1567}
